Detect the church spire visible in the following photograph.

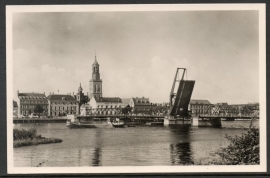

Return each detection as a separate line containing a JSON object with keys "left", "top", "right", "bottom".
{"left": 95, "top": 50, "right": 97, "bottom": 62}
{"left": 78, "top": 82, "right": 83, "bottom": 92}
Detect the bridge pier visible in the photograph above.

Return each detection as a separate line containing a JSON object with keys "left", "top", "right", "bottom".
{"left": 164, "top": 116, "right": 191, "bottom": 126}
{"left": 198, "top": 117, "right": 221, "bottom": 127}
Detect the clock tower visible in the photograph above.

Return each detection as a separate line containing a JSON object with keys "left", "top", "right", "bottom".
{"left": 89, "top": 53, "right": 102, "bottom": 101}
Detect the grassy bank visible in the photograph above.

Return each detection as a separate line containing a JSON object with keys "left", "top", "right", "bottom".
{"left": 13, "top": 128, "right": 62, "bottom": 148}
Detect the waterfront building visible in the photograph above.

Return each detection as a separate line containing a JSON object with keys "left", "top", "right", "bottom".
{"left": 47, "top": 94, "right": 78, "bottom": 116}
{"left": 13, "top": 100, "right": 18, "bottom": 117}
{"left": 89, "top": 97, "right": 124, "bottom": 115}
{"left": 17, "top": 91, "right": 48, "bottom": 117}
{"left": 189, "top": 99, "right": 212, "bottom": 116}
{"left": 89, "top": 53, "right": 102, "bottom": 100}
{"left": 130, "top": 97, "right": 151, "bottom": 115}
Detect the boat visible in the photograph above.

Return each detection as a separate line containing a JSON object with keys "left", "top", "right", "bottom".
{"left": 112, "top": 118, "right": 125, "bottom": 128}
{"left": 66, "top": 115, "right": 112, "bottom": 128}
{"left": 66, "top": 120, "right": 102, "bottom": 128}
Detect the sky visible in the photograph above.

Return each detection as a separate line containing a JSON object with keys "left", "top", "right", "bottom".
{"left": 12, "top": 10, "right": 259, "bottom": 104}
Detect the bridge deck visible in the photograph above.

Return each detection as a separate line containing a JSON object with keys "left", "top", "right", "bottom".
{"left": 170, "top": 80, "right": 195, "bottom": 116}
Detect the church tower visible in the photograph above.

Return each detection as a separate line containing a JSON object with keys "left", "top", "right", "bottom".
{"left": 89, "top": 52, "right": 102, "bottom": 101}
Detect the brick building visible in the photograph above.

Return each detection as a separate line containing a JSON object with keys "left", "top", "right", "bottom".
{"left": 17, "top": 91, "right": 48, "bottom": 117}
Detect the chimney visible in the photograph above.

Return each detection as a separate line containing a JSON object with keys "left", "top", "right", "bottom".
{"left": 73, "top": 92, "right": 74, "bottom": 95}
{"left": 17, "top": 90, "right": 19, "bottom": 96}
{"left": 53, "top": 92, "right": 54, "bottom": 94}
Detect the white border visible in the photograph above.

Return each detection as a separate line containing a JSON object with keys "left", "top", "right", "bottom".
{"left": 6, "top": 4, "right": 266, "bottom": 174}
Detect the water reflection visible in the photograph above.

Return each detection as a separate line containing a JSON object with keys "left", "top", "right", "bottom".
{"left": 168, "top": 125, "right": 194, "bottom": 165}
{"left": 91, "top": 129, "right": 102, "bottom": 166}
{"left": 92, "top": 148, "right": 102, "bottom": 166}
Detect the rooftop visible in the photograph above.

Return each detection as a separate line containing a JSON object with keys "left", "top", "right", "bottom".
{"left": 18, "top": 93, "right": 46, "bottom": 99}
{"left": 132, "top": 97, "right": 151, "bottom": 106}
{"left": 97, "top": 97, "right": 122, "bottom": 103}
{"left": 190, "top": 99, "right": 211, "bottom": 105}
{"left": 47, "top": 94, "right": 76, "bottom": 101}
{"left": 121, "top": 98, "right": 131, "bottom": 105}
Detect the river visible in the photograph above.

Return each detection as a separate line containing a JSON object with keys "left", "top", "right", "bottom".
{"left": 13, "top": 120, "right": 259, "bottom": 167}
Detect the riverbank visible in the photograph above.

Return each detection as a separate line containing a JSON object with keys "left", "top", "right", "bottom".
{"left": 13, "top": 128, "right": 62, "bottom": 148}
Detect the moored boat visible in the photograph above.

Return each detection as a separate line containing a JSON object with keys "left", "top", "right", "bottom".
{"left": 112, "top": 118, "right": 125, "bottom": 128}
{"left": 66, "top": 115, "right": 112, "bottom": 128}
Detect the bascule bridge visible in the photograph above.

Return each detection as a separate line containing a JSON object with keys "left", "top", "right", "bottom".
{"left": 164, "top": 68, "right": 195, "bottom": 125}
{"left": 165, "top": 68, "right": 259, "bottom": 127}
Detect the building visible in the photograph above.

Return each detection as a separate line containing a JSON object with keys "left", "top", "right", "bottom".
{"left": 189, "top": 99, "right": 212, "bottom": 116}
{"left": 17, "top": 91, "right": 48, "bottom": 117}
{"left": 89, "top": 53, "right": 102, "bottom": 100}
{"left": 121, "top": 98, "right": 131, "bottom": 107}
{"left": 73, "top": 83, "right": 89, "bottom": 112}
{"left": 89, "top": 97, "right": 124, "bottom": 115}
{"left": 13, "top": 100, "right": 18, "bottom": 117}
{"left": 47, "top": 94, "right": 78, "bottom": 116}
{"left": 130, "top": 97, "right": 151, "bottom": 115}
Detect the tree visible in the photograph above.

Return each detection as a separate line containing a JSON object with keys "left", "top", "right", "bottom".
{"left": 27, "top": 109, "right": 32, "bottom": 116}
{"left": 34, "top": 105, "right": 44, "bottom": 117}
{"left": 122, "top": 105, "right": 132, "bottom": 115}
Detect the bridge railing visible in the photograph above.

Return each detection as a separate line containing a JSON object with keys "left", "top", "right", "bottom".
{"left": 197, "top": 113, "right": 259, "bottom": 118}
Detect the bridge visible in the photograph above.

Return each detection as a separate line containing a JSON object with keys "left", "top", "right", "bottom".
{"left": 164, "top": 68, "right": 195, "bottom": 125}
{"left": 166, "top": 68, "right": 259, "bottom": 127}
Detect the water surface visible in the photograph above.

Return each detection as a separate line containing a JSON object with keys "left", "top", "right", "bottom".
{"left": 13, "top": 120, "right": 259, "bottom": 167}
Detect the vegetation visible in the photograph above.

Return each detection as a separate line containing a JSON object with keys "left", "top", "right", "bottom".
{"left": 194, "top": 115, "right": 260, "bottom": 165}
{"left": 122, "top": 105, "right": 132, "bottom": 115}
{"left": 34, "top": 105, "right": 44, "bottom": 117}
{"left": 13, "top": 128, "right": 62, "bottom": 148}
{"left": 217, "top": 127, "right": 259, "bottom": 165}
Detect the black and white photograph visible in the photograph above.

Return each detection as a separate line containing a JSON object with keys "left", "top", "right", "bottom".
{"left": 6, "top": 4, "right": 266, "bottom": 173}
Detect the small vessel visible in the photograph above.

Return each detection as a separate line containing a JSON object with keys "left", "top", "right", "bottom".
{"left": 66, "top": 120, "right": 96, "bottom": 128}
{"left": 66, "top": 115, "right": 112, "bottom": 128}
{"left": 112, "top": 118, "right": 125, "bottom": 128}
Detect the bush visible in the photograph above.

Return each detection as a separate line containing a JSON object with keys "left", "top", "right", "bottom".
{"left": 218, "top": 127, "right": 259, "bottom": 165}
{"left": 13, "top": 128, "right": 37, "bottom": 140}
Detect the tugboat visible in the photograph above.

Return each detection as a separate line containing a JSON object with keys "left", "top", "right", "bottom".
{"left": 112, "top": 118, "right": 125, "bottom": 128}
